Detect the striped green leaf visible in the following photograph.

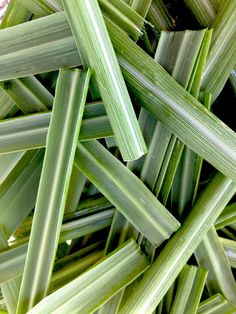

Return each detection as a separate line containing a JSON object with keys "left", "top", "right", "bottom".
{"left": 195, "top": 228, "right": 236, "bottom": 306}
{"left": 129, "top": 0, "right": 152, "bottom": 18}
{"left": 170, "top": 265, "right": 207, "bottom": 314}
{"left": 1, "top": 276, "right": 21, "bottom": 314}
{"left": 201, "top": 0, "right": 236, "bottom": 101}
{"left": 215, "top": 202, "right": 236, "bottom": 230}
{"left": 0, "top": 150, "right": 44, "bottom": 238}
{"left": 63, "top": 0, "right": 147, "bottom": 161}
{"left": 0, "top": 89, "right": 18, "bottom": 119}
{"left": 0, "top": 76, "right": 53, "bottom": 114}
{"left": 17, "top": 68, "right": 91, "bottom": 313}
{"left": 0, "top": 12, "right": 81, "bottom": 80}
{"left": 74, "top": 140, "right": 180, "bottom": 247}
{"left": 147, "top": 0, "right": 174, "bottom": 31}
{"left": 197, "top": 293, "right": 236, "bottom": 314}
{"left": 220, "top": 237, "right": 236, "bottom": 269}
{"left": 184, "top": 0, "right": 219, "bottom": 26}
{"left": 0, "top": 109, "right": 113, "bottom": 155}
{"left": 0, "top": 0, "right": 32, "bottom": 29}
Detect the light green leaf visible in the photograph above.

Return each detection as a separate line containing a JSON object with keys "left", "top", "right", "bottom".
{"left": 215, "top": 202, "right": 236, "bottom": 229}
{"left": 0, "top": 150, "right": 44, "bottom": 238}
{"left": 195, "top": 228, "right": 236, "bottom": 305}
{"left": 220, "top": 237, "right": 236, "bottom": 269}
{"left": 0, "top": 0, "right": 32, "bottom": 29}
{"left": 201, "top": 0, "right": 236, "bottom": 101}
{"left": 17, "top": 68, "right": 91, "bottom": 313}
{"left": 170, "top": 265, "right": 207, "bottom": 314}
{"left": 0, "top": 76, "right": 53, "bottom": 114}
{"left": 75, "top": 140, "right": 180, "bottom": 247}
{"left": 197, "top": 293, "right": 236, "bottom": 314}
{"left": 63, "top": 0, "right": 147, "bottom": 161}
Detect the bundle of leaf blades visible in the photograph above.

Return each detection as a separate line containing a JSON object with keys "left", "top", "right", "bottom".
{"left": 0, "top": 0, "right": 236, "bottom": 313}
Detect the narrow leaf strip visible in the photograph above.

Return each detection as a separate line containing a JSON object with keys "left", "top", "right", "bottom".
{"left": 0, "top": 0, "right": 32, "bottom": 29}
{"left": 1, "top": 276, "right": 21, "bottom": 314}
{"left": 118, "top": 172, "right": 236, "bottom": 314}
{"left": 170, "top": 265, "right": 207, "bottom": 314}
{"left": 130, "top": 0, "right": 152, "bottom": 18}
{"left": 0, "top": 76, "right": 53, "bottom": 114}
{"left": 195, "top": 227, "right": 236, "bottom": 305}
{"left": 184, "top": 0, "right": 219, "bottom": 27}
{"left": 0, "top": 150, "right": 44, "bottom": 238}
{"left": 28, "top": 240, "right": 149, "bottom": 314}
{"left": 75, "top": 140, "right": 180, "bottom": 246}
{"left": 147, "top": 0, "right": 174, "bottom": 31}
{"left": 0, "top": 12, "right": 81, "bottom": 80}
{"left": 220, "top": 237, "right": 236, "bottom": 269}
{"left": 215, "top": 202, "right": 236, "bottom": 229}
{"left": 0, "top": 89, "right": 18, "bottom": 119}
{"left": 0, "top": 110, "right": 113, "bottom": 154}
{"left": 197, "top": 293, "right": 236, "bottom": 314}
{"left": 201, "top": 0, "right": 236, "bottom": 101}
{"left": 63, "top": 0, "right": 147, "bottom": 161}
{"left": 17, "top": 68, "right": 91, "bottom": 313}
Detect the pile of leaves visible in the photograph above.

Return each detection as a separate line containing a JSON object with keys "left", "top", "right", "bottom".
{"left": 0, "top": 0, "right": 235, "bottom": 313}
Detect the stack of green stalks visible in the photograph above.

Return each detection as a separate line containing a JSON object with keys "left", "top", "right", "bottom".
{"left": 0, "top": 0, "right": 235, "bottom": 313}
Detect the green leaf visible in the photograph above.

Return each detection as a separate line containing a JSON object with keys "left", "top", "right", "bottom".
{"left": 0, "top": 0, "right": 32, "bottom": 29}
{"left": 1, "top": 276, "right": 21, "bottom": 314}
{"left": 0, "top": 102, "right": 113, "bottom": 155}
{"left": 170, "top": 265, "right": 207, "bottom": 314}
{"left": 64, "top": 166, "right": 87, "bottom": 213}
{"left": 0, "top": 243, "right": 27, "bottom": 284}
{"left": 18, "top": 0, "right": 56, "bottom": 17}
{"left": 129, "top": 0, "right": 152, "bottom": 18}
{"left": 17, "top": 68, "right": 91, "bottom": 313}
{"left": 0, "top": 89, "right": 18, "bottom": 119}
{"left": 184, "top": 0, "right": 220, "bottom": 27}
{"left": 147, "top": 0, "right": 174, "bottom": 31}
{"left": 75, "top": 140, "right": 180, "bottom": 247}
{"left": 28, "top": 240, "right": 149, "bottom": 314}
{"left": 201, "top": 0, "right": 236, "bottom": 101}
{"left": 220, "top": 237, "right": 236, "bottom": 269}
{"left": 118, "top": 172, "right": 236, "bottom": 314}
{"left": 0, "top": 150, "right": 44, "bottom": 238}
{"left": 195, "top": 227, "right": 236, "bottom": 306}
{"left": 63, "top": 0, "right": 147, "bottom": 161}
{"left": 59, "top": 209, "right": 114, "bottom": 244}
{"left": 108, "top": 20, "right": 236, "bottom": 182}
{"left": 0, "top": 76, "right": 53, "bottom": 114}
{"left": 98, "top": 0, "right": 144, "bottom": 40}
{"left": 0, "top": 12, "right": 81, "bottom": 80}
{"left": 215, "top": 202, "right": 236, "bottom": 229}
{"left": 197, "top": 293, "right": 236, "bottom": 314}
